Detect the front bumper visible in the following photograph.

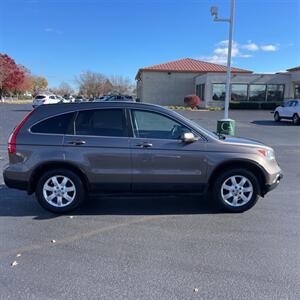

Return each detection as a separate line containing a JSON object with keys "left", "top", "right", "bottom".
{"left": 262, "top": 172, "right": 283, "bottom": 196}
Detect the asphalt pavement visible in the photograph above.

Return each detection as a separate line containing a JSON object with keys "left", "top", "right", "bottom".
{"left": 0, "top": 104, "right": 299, "bottom": 299}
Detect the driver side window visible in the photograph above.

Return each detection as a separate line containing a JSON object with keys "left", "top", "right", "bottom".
{"left": 131, "top": 110, "right": 190, "bottom": 140}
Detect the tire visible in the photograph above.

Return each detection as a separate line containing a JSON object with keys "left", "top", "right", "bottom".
{"left": 36, "top": 168, "right": 86, "bottom": 213}
{"left": 292, "top": 113, "right": 299, "bottom": 125}
{"left": 212, "top": 169, "right": 260, "bottom": 213}
{"left": 274, "top": 111, "right": 281, "bottom": 122}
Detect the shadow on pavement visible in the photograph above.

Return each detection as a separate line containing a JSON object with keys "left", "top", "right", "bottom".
{"left": 0, "top": 185, "right": 222, "bottom": 219}
{"left": 252, "top": 120, "right": 294, "bottom": 126}
{"left": 11, "top": 109, "right": 32, "bottom": 112}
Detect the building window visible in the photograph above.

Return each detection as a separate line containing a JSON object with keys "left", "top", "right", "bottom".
{"left": 266, "top": 85, "right": 284, "bottom": 101}
{"left": 248, "top": 85, "right": 266, "bottom": 101}
{"left": 294, "top": 85, "right": 300, "bottom": 99}
{"left": 231, "top": 84, "right": 248, "bottom": 101}
{"left": 212, "top": 84, "right": 225, "bottom": 101}
{"left": 196, "top": 84, "right": 205, "bottom": 100}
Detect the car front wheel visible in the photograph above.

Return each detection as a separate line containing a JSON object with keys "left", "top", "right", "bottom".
{"left": 213, "top": 169, "right": 260, "bottom": 213}
{"left": 36, "top": 169, "right": 85, "bottom": 213}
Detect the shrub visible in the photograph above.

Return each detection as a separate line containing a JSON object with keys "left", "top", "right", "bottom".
{"left": 184, "top": 95, "right": 201, "bottom": 109}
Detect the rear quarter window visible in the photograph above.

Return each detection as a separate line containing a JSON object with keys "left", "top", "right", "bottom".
{"left": 31, "top": 112, "right": 75, "bottom": 134}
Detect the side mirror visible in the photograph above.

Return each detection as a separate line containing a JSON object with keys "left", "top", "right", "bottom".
{"left": 181, "top": 132, "right": 198, "bottom": 143}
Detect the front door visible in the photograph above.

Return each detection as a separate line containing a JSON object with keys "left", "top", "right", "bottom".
{"left": 129, "top": 109, "right": 207, "bottom": 192}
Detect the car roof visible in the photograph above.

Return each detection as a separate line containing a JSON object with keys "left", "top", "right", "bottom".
{"left": 30, "top": 101, "right": 172, "bottom": 123}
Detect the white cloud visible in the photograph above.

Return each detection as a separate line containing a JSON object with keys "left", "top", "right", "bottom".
{"left": 44, "top": 28, "right": 62, "bottom": 34}
{"left": 260, "top": 44, "right": 279, "bottom": 51}
{"left": 200, "top": 40, "right": 279, "bottom": 64}
{"left": 241, "top": 43, "right": 259, "bottom": 51}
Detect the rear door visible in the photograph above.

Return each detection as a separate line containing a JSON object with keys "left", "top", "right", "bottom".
{"left": 129, "top": 108, "right": 207, "bottom": 192}
{"left": 63, "top": 108, "right": 131, "bottom": 192}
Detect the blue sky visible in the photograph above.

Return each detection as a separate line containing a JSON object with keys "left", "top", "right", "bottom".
{"left": 1, "top": 0, "right": 299, "bottom": 88}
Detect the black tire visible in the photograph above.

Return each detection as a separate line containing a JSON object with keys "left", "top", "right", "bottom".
{"left": 274, "top": 111, "right": 281, "bottom": 122}
{"left": 212, "top": 168, "right": 260, "bottom": 213}
{"left": 292, "top": 113, "right": 299, "bottom": 125}
{"left": 36, "top": 168, "right": 86, "bottom": 213}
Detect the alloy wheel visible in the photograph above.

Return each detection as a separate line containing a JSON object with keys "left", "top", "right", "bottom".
{"left": 43, "top": 175, "right": 76, "bottom": 207}
{"left": 221, "top": 175, "right": 253, "bottom": 207}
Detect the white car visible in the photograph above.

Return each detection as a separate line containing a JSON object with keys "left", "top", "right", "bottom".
{"left": 274, "top": 99, "right": 300, "bottom": 125}
{"left": 32, "top": 94, "right": 61, "bottom": 107}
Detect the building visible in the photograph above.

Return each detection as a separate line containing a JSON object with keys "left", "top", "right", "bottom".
{"left": 136, "top": 58, "right": 300, "bottom": 107}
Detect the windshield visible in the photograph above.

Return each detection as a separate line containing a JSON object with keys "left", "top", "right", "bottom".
{"left": 189, "top": 120, "right": 220, "bottom": 139}
{"left": 169, "top": 109, "right": 219, "bottom": 139}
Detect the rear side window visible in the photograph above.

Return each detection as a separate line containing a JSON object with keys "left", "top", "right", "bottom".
{"left": 35, "top": 95, "right": 45, "bottom": 100}
{"left": 74, "top": 109, "right": 126, "bottom": 137}
{"left": 31, "top": 112, "right": 75, "bottom": 134}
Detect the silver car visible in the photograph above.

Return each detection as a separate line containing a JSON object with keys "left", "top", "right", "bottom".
{"left": 4, "top": 102, "right": 282, "bottom": 213}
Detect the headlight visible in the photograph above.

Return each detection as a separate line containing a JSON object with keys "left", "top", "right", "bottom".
{"left": 258, "top": 148, "right": 275, "bottom": 160}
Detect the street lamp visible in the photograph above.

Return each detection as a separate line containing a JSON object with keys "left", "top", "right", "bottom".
{"left": 211, "top": 0, "right": 236, "bottom": 135}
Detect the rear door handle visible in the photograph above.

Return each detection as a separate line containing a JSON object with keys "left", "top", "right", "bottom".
{"left": 67, "top": 140, "right": 86, "bottom": 145}
{"left": 136, "top": 142, "right": 153, "bottom": 148}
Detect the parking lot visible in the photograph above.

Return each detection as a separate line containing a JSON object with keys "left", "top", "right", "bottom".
{"left": 0, "top": 104, "right": 299, "bottom": 299}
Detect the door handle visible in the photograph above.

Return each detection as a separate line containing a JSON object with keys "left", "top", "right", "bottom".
{"left": 136, "top": 142, "right": 153, "bottom": 148}
{"left": 67, "top": 140, "right": 86, "bottom": 145}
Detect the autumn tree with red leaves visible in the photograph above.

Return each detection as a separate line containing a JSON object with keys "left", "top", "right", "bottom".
{"left": 0, "top": 54, "right": 26, "bottom": 99}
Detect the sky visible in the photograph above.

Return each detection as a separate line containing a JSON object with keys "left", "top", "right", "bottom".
{"left": 0, "top": 0, "right": 299, "bottom": 88}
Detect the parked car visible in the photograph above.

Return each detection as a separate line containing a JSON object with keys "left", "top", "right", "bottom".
{"left": 63, "top": 95, "right": 75, "bottom": 103}
{"left": 274, "top": 99, "right": 300, "bottom": 124}
{"left": 95, "top": 95, "right": 134, "bottom": 102}
{"left": 55, "top": 95, "right": 64, "bottom": 103}
{"left": 94, "top": 95, "right": 111, "bottom": 101}
{"left": 4, "top": 102, "right": 282, "bottom": 214}
{"left": 32, "top": 94, "right": 61, "bottom": 107}
{"left": 74, "top": 96, "right": 86, "bottom": 103}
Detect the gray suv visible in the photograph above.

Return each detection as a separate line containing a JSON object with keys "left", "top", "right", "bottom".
{"left": 3, "top": 102, "right": 282, "bottom": 213}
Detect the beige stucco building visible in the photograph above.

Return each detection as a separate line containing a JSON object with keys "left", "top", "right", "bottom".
{"left": 136, "top": 58, "right": 300, "bottom": 107}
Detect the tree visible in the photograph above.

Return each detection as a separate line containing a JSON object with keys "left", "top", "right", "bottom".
{"left": 0, "top": 54, "right": 25, "bottom": 98}
{"left": 15, "top": 66, "right": 34, "bottom": 95}
{"left": 110, "top": 75, "right": 133, "bottom": 94}
{"left": 32, "top": 76, "right": 48, "bottom": 95}
{"left": 58, "top": 82, "right": 74, "bottom": 96}
{"left": 75, "top": 71, "right": 108, "bottom": 97}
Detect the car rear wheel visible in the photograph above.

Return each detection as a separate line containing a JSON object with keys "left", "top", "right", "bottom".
{"left": 212, "top": 169, "right": 260, "bottom": 213}
{"left": 292, "top": 113, "right": 299, "bottom": 125}
{"left": 36, "top": 169, "right": 85, "bottom": 213}
{"left": 274, "top": 111, "right": 281, "bottom": 122}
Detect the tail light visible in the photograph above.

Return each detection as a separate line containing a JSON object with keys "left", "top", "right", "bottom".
{"left": 8, "top": 110, "right": 35, "bottom": 154}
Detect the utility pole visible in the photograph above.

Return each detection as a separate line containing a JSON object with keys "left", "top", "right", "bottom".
{"left": 211, "top": 0, "right": 236, "bottom": 135}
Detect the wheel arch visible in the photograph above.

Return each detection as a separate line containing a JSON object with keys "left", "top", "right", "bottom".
{"left": 28, "top": 161, "right": 90, "bottom": 194}
{"left": 208, "top": 159, "right": 267, "bottom": 196}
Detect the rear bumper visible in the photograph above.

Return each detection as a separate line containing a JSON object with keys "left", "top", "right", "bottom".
{"left": 262, "top": 172, "right": 283, "bottom": 196}
{"left": 3, "top": 168, "right": 28, "bottom": 191}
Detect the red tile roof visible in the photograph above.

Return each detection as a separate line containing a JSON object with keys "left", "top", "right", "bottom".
{"left": 287, "top": 66, "right": 300, "bottom": 72}
{"left": 136, "top": 58, "right": 253, "bottom": 79}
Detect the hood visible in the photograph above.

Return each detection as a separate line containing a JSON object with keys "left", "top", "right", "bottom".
{"left": 222, "top": 136, "right": 270, "bottom": 149}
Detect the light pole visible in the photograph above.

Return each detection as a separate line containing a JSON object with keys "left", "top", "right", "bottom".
{"left": 211, "top": 0, "right": 236, "bottom": 135}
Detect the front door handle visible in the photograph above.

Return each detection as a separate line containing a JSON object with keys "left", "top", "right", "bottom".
{"left": 67, "top": 140, "right": 86, "bottom": 145}
{"left": 136, "top": 142, "right": 153, "bottom": 148}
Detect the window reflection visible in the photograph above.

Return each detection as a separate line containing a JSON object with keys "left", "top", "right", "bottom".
{"left": 231, "top": 84, "right": 248, "bottom": 101}
{"left": 248, "top": 85, "right": 266, "bottom": 101}
{"left": 212, "top": 84, "right": 225, "bottom": 101}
